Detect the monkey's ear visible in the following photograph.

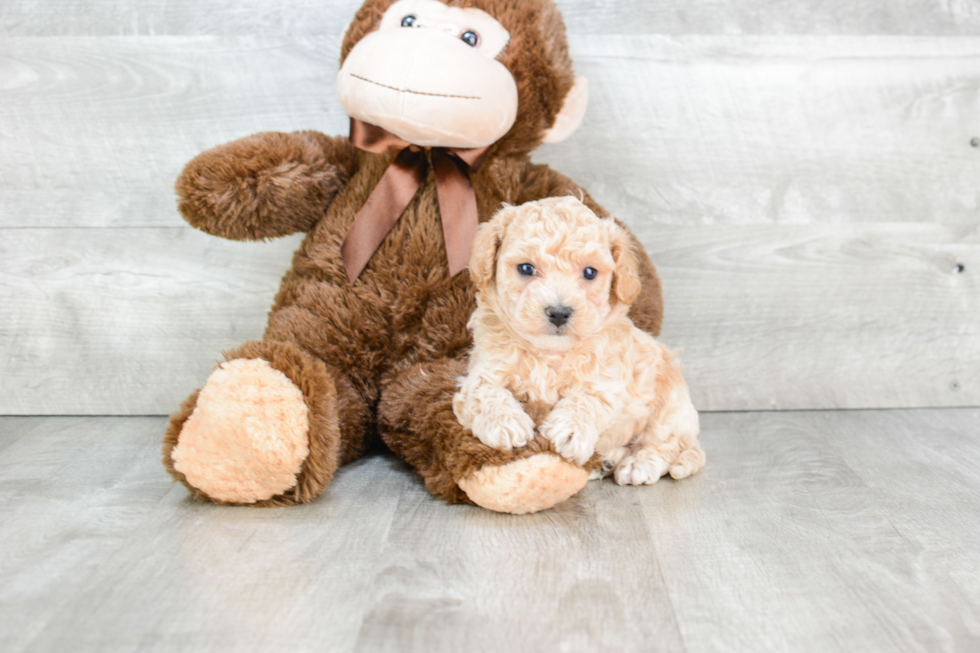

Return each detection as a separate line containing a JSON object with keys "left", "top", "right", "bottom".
{"left": 468, "top": 214, "right": 506, "bottom": 291}
{"left": 609, "top": 221, "right": 642, "bottom": 307}
{"left": 542, "top": 76, "right": 589, "bottom": 144}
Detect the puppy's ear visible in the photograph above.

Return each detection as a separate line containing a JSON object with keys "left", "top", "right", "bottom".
{"left": 609, "top": 222, "right": 642, "bottom": 306}
{"left": 468, "top": 208, "right": 509, "bottom": 290}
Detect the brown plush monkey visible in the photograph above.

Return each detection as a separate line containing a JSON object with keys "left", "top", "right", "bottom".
{"left": 162, "top": 0, "right": 664, "bottom": 514}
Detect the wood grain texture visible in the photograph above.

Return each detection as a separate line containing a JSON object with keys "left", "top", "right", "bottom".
{"left": 643, "top": 409, "right": 980, "bottom": 652}
{"left": 2, "top": 410, "right": 979, "bottom": 652}
{"left": 537, "top": 35, "right": 980, "bottom": 227}
{"left": 0, "top": 416, "right": 406, "bottom": 653}
{"left": 350, "top": 473, "right": 685, "bottom": 653}
{"left": 3, "top": 35, "right": 978, "bottom": 229}
{"left": 2, "top": 27, "right": 980, "bottom": 413}
{"left": 0, "top": 228, "right": 304, "bottom": 414}
{"left": 0, "top": 417, "right": 174, "bottom": 653}
{"left": 817, "top": 409, "right": 980, "bottom": 615}
{"left": 0, "top": 36, "right": 350, "bottom": 228}
{"left": 2, "top": 222, "right": 976, "bottom": 414}
{"left": 648, "top": 222, "right": 980, "bottom": 411}
{"left": 2, "top": 0, "right": 979, "bottom": 36}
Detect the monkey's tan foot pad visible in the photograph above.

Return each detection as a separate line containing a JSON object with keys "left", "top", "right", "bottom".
{"left": 170, "top": 358, "right": 310, "bottom": 504}
{"left": 458, "top": 452, "right": 589, "bottom": 514}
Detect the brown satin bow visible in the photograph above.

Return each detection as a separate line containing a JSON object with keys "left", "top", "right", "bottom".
{"left": 341, "top": 118, "right": 489, "bottom": 284}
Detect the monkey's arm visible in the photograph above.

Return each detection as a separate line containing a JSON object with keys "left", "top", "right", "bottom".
{"left": 514, "top": 162, "right": 664, "bottom": 337}
{"left": 176, "top": 131, "right": 356, "bottom": 240}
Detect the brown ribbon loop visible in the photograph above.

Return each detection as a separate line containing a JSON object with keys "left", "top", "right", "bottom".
{"left": 348, "top": 118, "right": 412, "bottom": 154}
{"left": 341, "top": 118, "right": 488, "bottom": 284}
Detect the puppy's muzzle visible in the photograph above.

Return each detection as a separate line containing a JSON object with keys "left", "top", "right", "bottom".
{"left": 545, "top": 305, "right": 573, "bottom": 328}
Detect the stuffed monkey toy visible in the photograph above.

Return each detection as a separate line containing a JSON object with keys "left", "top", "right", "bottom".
{"left": 162, "top": 0, "right": 664, "bottom": 514}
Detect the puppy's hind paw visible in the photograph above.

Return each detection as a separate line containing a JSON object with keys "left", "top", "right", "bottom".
{"left": 471, "top": 406, "right": 536, "bottom": 451}
{"left": 669, "top": 446, "right": 706, "bottom": 480}
{"left": 614, "top": 454, "right": 669, "bottom": 486}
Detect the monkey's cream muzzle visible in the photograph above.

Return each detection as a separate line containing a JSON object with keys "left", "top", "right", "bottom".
{"left": 338, "top": 15, "right": 518, "bottom": 148}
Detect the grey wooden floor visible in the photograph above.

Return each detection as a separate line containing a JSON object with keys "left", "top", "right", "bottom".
{"left": 2, "top": 409, "right": 978, "bottom": 653}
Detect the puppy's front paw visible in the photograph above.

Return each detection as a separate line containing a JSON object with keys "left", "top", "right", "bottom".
{"left": 539, "top": 411, "right": 597, "bottom": 466}
{"left": 614, "top": 453, "right": 669, "bottom": 486}
{"left": 471, "top": 405, "right": 536, "bottom": 451}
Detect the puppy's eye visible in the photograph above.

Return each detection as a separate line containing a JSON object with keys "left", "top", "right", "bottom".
{"left": 460, "top": 30, "right": 480, "bottom": 47}
{"left": 517, "top": 263, "right": 535, "bottom": 277}
{"left": 583, "top": 267, "right": 598, "bottom": 281}
{"left": 401, "top": 15, "right": 416, "bottom": 27}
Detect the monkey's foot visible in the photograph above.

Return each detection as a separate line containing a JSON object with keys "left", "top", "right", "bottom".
{"left": 458, "top": 452, "right": 589, "bottom": 515}
{"left": 168, "top": 358, "right": 310, "bottom": 504}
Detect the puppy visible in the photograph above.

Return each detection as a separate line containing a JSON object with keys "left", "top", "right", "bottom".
{"left": 453, "top": 197, "right": 705, "bottom": 485}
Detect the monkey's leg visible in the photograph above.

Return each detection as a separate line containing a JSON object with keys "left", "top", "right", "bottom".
{"left": 162, "top": 340, "right": 370, "bottom": 506}
{"left": 377, "top": 358, "right": 598, "bottom": 514}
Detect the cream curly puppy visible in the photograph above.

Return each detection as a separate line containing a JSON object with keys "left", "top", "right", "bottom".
{"left": 453, "top": 197, "right": 705, "bottom": 485}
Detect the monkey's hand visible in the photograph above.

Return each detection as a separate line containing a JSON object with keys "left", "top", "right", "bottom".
{"left": 176, "top": 131, "right": 355, "bottom": 241}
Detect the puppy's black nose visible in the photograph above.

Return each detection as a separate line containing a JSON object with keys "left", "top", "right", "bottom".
{"left": 545, "top": 305, "right": 573, "bottom": 327}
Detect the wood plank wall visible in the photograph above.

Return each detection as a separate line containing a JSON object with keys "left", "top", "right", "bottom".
{"left": 1, "top": 1, "right": 978, "bottom": 414}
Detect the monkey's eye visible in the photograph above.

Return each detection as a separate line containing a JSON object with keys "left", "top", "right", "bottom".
{"left": 583, "top": 267, "right": 598, "bottom": 281}
{"left": 400, "top": 15, "right": 416, "bottom": 27}
{"left": 517, "top": 263, "right": 535, "bottom": 277}
{"left": 460, "top": 30, "right": 480, "bottom": 47}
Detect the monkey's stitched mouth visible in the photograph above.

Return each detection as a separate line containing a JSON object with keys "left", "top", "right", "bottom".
{"left": 350, "top": 74, "right": 480, "bottom": 100}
